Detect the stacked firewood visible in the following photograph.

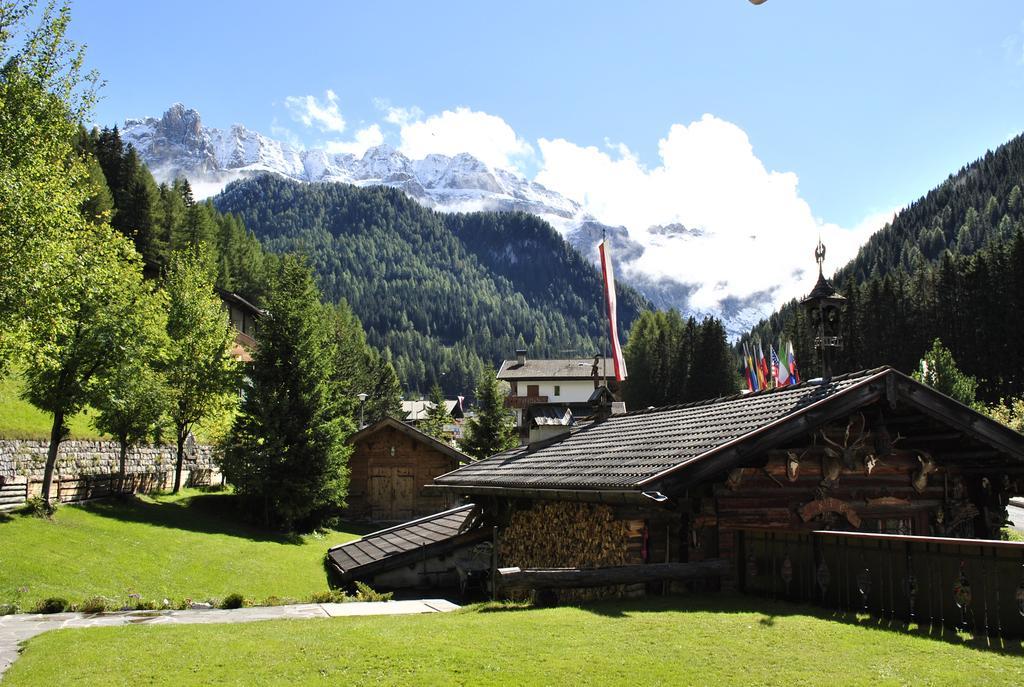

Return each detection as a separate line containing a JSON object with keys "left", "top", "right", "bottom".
{"left": 499, "top": 502, "right": 635, "bottom": 603}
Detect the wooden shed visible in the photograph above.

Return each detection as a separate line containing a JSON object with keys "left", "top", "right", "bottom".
{"left": 346, "top": 417, "right": 467, "bottom": 522}
{"left": 427, "top": 367, "right": 1024, "bottom": 628}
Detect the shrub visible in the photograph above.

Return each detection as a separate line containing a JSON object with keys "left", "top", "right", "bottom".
{"left": 220, "top": 593, "right": 245, "bottom": 609}
{"left": 20, "top": 497, "right": 57, "bottom": 519}
{"left": 260, "top": 596, "right": 299, "bottom": 607}
{"left": 354, "top": 582, "right": 392, "bottom": 602}
{"left": 0, "top": 603, "right": 20, "bottom": 616}
{"left": 34, "top": 597, "right": 69, "bottom": 614}
{"left": 131, "top": 598, "right": 159, "bottom": 611}
{"left": 308, "top": 590, "right": 348, "bottom": 604}
{"left": 77, "top": 596, "right": 113, "bottom": 614}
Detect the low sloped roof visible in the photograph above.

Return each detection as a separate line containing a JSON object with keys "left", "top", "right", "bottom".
{"left": 327, "top": 504, "right": 487, "bottom": 582}
{"left": 402, "top": 399, "right": 463, "bottom": 421}
{"left": 498, "top": 357, "right": 612, "bottom": 380}
{"left": 528, "top": 405, "right": 574, "bottom": 427}
{"left": 347, "top": 417, "right": 469, "bottom": 464}
{"left": 433, "top": 367, "right": 1024, "bottom": 493}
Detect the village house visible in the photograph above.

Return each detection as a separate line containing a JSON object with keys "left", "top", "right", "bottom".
{"left": 217, "top": 289, "right": 262, "bottom": 362}
{"left": 498, "top": 349, "right": 618, "bottom": 437}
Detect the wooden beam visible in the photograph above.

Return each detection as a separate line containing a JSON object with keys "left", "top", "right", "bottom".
{"left": 496, "top": 560, "right": 731, "bottom": 591}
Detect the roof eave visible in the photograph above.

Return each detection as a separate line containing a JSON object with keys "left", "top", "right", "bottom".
{"left": 425, "top": 483, "right": 675, "bottom": 507}
{"left": 636, "top": 368, "right": 892, "bottom": 491}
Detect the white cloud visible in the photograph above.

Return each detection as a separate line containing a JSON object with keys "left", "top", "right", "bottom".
{"left": 394, "top": 106, "right": 534, "bottom": 171}
{"left": 324, "top": 124, "right": 385, "bottom": 157}
{"left": 284, "top": 89, "right": 347, "bottom": 133}
{"left": 383, "top": 104, "right": 423, "bottom": 127}
{"left": 535, "top": 114, "right": 889, "bottom": 313}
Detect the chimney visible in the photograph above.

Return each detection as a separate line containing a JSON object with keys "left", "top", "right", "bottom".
{"left": 515, "top": 348, "right": 527, "bottom": 366}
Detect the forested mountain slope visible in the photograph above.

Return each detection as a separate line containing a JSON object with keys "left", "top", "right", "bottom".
{"left": 742, "top": 133, "right": 1024, "bottom": 403}
{"left": 214, "top": 175, "right": 649, "bottom": 394}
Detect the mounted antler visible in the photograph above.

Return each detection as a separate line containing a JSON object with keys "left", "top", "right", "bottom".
{"left": 912, "top": 452, "right": 938, "bottom": 493}
{"left": 821, "top": 413, "right": 870, "bottom": 471}
{"left": 785, "top": 449, "right": 809, "bottom": 482}
{"left": 726, "top": 467, "right": 745, "bottom": 491}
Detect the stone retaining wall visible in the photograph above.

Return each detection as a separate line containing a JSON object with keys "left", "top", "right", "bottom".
{"left": 0, "top": 439, "right": 220, "bottom": 499}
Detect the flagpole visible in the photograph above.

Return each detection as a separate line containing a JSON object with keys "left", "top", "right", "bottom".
{"left": 601, "top": 227, "right": 608, "bottom": 390}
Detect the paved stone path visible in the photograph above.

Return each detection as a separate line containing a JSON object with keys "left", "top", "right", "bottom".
{"left": 0, "top": 599, "right": 459, "bottom": 680}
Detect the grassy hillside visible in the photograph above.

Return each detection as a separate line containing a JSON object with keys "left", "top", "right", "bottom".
{"left": 0, "top": 489, "right": 364, "bottom": 609}
{"left": 6, "top": 595, "right": 1022, "bottom": 685}
{"left": 0, "top": 372, "right": 100, "bottom": 440}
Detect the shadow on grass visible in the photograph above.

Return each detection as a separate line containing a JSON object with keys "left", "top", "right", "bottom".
{"left": 71, "top": 492, "right": 306, "bottom": 545}
{"left": 556, "top": 593, "right": 1024, "bottom": 655}
{"left": 0, "top": 511, "right": 12, "bottom": 524}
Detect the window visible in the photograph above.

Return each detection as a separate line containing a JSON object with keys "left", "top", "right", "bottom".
{"left": 554, "top": 385, "right": 560, "bottom": 396}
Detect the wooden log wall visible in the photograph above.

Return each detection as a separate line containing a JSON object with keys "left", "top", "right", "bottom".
{"left": 717, "top": 449, "right": 949, "bottom": 537}
{"left": 499, "top": 501, "right": 646, "bottom": 602}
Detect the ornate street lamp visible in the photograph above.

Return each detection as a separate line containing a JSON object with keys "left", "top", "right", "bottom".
{"left": 801, "top": 239, "right": 846, "bottom": 380}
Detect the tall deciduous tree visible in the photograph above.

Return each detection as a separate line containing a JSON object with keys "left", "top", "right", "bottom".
{"left": 461, "top": 372, "right": 517, "bottom": 460}
{"left": 0, "top": 1, "right": 98, "bottom": 372}
{"left": 163, "top": 252, "right": 239, "bottom": 493}
{"left": 912, "top": 338, "right": 978, "bottom": 407}
{"left": 223, "top": 256, "right": 352, "bottom": 530}
{"left": 21, "top": 228, "right": 167, "bottom": 503}
{"left": 92, "top": 355, "right": 170, "bottom": 492}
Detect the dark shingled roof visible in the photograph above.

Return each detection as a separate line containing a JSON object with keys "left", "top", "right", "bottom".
{"left": 327, "top": 505, "right": 486, "bottom": 582}
{"left": 435, "top": 368, "right": 888, "bottom": 491}
{"left": 497, "top": 357, "right": 613, "bottom": 380}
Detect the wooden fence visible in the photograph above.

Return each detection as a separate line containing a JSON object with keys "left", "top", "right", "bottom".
{"left": 739, "top": 529, "right": 1024, "bottom": 639}
{"left": 0, "top": 479, "right": 28, "bottom": 512}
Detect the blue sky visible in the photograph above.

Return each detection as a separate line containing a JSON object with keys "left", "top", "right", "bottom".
{"left": 64, "top": 1, "right": 1024, "bottom": 314}
{"left": 71, "top": 1, "right": 1024, "bottom": 227}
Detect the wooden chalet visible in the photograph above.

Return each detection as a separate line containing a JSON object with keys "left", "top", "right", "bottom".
{"left": 217, "top": 289, "right": 262, "bottom": 363}
{"left": 345, "top": 417, "right": 469, "bottom": 522}
{"left": 427, "top": 367, "right": 1024, "bottom": 627}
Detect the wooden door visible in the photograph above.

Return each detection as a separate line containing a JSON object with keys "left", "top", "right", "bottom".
{"left": 393, "top": 467, "right": 415, "bottom": 521}
{"left": 369, "top": 466, "right": 416, "bottom": 521}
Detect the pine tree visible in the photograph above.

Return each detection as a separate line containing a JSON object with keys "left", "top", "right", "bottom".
{"left": 461, "top": 372, "right": 517, "bottom": 459}
{"left": 223, "top": 256, "right": 352, "bottom": 530}
{"left": 420, "top": 383, "right": 452, "bottom": 440}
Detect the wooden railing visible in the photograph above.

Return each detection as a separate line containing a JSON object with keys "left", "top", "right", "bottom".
{"left": 739, "top": 529, "right": 1024, "bottom": 639}
{"left": 504, "top": 395, "right": 548, "bottom": 409}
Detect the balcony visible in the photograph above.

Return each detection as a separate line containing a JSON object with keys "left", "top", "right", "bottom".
{"left": 505, "top": 395, "right": 548, "bottom": 409}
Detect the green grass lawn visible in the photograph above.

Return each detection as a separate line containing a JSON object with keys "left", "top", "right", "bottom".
{"left": 0, "top": 489, "right": 367, "bottom": 609}
{"left": 5, "top": 595, "right": 1022, "bottom": 686}
{"left": 0, "top": 372, "right": 100, "bottom": 440}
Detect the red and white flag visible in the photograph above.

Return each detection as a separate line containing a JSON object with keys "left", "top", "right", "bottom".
{"left": 599, "top": 239, "right": 628, "bottom": 381}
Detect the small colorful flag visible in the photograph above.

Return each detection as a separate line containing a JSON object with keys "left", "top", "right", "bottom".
{"left": 770, "top": 345, "right": 789, "bottom": 388}
{"left": 745, "top": 342, "right": 759, "bottom": 392}
{"left": 598, "top": 240, "right": 628, "bottom": 381}
{"left": 741, "top": 343, "right": 753, "bottom": 392}
{"left": 756, "top": 342, "right": 769, "bottom": 390}
{"left": 786, "top": 340, "right": 801, "bottom": 385}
